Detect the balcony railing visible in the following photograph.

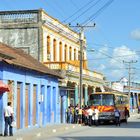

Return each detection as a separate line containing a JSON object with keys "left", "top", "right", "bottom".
{"left": 44, "top": 61, "right": 104, "bottom": 80}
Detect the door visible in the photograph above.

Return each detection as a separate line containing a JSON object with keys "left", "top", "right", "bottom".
{"left": 0, "top": 94, "right": 3, "bottom": 135}
{"left": 25, "top": 84, "right": 29, "bottom": 127}
{"left": 17, "top": 83, "right": 21, "bottom": 129}
{"left": 33, "top": 85, "right": 37, "bottom": 125}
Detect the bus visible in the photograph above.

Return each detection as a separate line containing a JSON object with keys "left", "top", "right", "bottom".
{"left": 88, "top": 91, "right": 129, "bottom": 123}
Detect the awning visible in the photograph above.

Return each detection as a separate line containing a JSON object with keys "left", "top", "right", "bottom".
{"left": 0, "top": 80, "right": 10, "bottom": 93}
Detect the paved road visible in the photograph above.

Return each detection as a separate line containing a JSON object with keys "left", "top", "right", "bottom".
{"left": 40, "top": 117, "right": 140, "bottom": 140}
{"left": 1, "top": 115, "right": 140, "bottom": 140}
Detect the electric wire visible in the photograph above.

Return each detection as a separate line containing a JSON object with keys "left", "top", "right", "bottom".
{"left": 69, "top": 0, "right": 102, "bottom": 24}
{"left": 82, "top": 0, "right": 114, "bottom": 25}
{"left": 62, "top": 0, "right": 96, "bottom": 23}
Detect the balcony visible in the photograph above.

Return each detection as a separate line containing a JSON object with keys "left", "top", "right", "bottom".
{"left": 44, "top": 61, "right": 104, "bottom": 80}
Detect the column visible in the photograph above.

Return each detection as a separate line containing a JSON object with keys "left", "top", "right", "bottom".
{"left": 50, "top": 35, "right": 54, "bottom": 61}
{"left": 71, "top": 47, "right": 74, "bottom": 60}
{"left": 130, "top": 93, "right": 133, "bottom": 112}
{"left": 56, "top": 39, "right": 59, "bottom": 61}
{"left": 93, "top": 87, "right": 95, "bottom": 94}
{"left": 61, "top": 42, "right": 65, "bottom": 61}
{"left": 134, "top": 93, "right": 137, "bottom": 109}
{"left": 43, "top": 33, "right": 47, "bottom": 62}
{"left": 76, "top": 48, "right": 79, "bottom": 60}
{"left": 75, "top": 84, "right": 79, "bottom": 106}
{"left": 84, "top": 85, "right": 88, "bottom": 105}
{"left": 67, "top": 46, "right": 70, "bottom": 61}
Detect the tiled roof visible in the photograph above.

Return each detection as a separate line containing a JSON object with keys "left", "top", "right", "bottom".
{"left": 0, "top": 42, "right": 63, "bottom": 78}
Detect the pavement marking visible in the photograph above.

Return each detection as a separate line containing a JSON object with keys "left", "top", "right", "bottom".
{"left": 52, "top": 129, "right": 56, "bottom": 133}
{"left": 36, "top": 132, "right": 41, "bottom": 137}
{"left": 16, "top": 137, "right": 23, "bottom": 140}
{"left": 65, "top": 127, "right": 68, "bottom": 130}
{"left": 72, "top": 125, "right": 75, "bottom": 128}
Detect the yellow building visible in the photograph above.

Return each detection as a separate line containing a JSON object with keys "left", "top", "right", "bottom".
{"left": 40, "top": 9, "right": 105, "bottom": 106}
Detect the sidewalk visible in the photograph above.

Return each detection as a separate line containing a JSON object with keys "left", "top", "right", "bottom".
{"left": 129, "top": 112, "right": 140, "bottom": 119}
{"left": 0, "top": 124, "right": 82, "bottom": 140}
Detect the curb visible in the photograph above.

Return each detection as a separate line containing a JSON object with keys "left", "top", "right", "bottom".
{"left": 0, "top": 124, "right": 82, "bottom": 140}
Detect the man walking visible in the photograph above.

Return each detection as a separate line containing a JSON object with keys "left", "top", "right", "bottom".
{"left": 114, "top": 107, "right": 120, "bottom": 126}
{"left": 4, "top": 102, "right": 14, "bottom": 136}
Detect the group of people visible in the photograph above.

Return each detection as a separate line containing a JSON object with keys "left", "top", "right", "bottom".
{"left": 67, "top": 105, "right": 130, "bottom": 127}
{"left": 66, "top": 104, "right": 100, "bottom": 126}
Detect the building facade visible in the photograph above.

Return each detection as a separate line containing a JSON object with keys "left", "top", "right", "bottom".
{"left": 0, "top": 9, "right": 105, "bottom": 122}
{"left": 0, "top": 43, "right": 62, "bottom": 135}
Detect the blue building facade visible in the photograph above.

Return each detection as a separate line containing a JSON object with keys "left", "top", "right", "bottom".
{"left": 0, "top": 43, "right": 64, "bottom": 135}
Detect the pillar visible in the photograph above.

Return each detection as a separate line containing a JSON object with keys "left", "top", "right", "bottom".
{"left": 84, "top": 85, "right": 88, "bottom": 105}
{"left": 50, "top": 35, "right": 54, "bottom": 61}
{"left": 75, "top": 84, "right": 79, "bottom": 106}
{"left": 93, "top": 87, "right": 95, "bottom": 94}
{"left": 43, "top": 33, "right": 47, "bottom": 62}
{"left": 130, "top": 93, "right": 133, "bottom": 112}
{"left": 134, "top": 93, "right": 137, "bottom": 109}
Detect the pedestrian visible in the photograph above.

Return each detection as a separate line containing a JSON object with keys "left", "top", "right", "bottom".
{"left": 4, "top": 102, "right": 14, "bottom": 136}
{"left": 78, "top": 107, "right": 82, "bottom": 124}
{"left": 74, "top": 105, "right": 79, "bottom": 124}
{"left": 114, "top": 107, "right": 120, "bottom": 126}
{"left": 124, "top": 107, "right": 130, "bottom": 124}
{"left": 138, "top": 105, "right": 140, "bottom": 114}
{"left": 94, "top": 106, "right": 99, "bottom": 126}
{"left": 87, "top": 106, "right": 94, "bottom": 126}
{"left": 67, "top": 106, "right": 72, "bottom": 123}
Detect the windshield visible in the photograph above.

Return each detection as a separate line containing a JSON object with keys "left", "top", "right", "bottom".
{"left": 89, "top": 94, "right": 114, "bottom": 106}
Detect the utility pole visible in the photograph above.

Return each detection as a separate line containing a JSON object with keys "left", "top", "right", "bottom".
{"left": 69, "top": 23, "right": 95, "bottom": 108}
{"left": 123, "top": 60, "right": 137, "bottom": 109}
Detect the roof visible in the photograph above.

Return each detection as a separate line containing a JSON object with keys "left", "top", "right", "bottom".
{"left": 0, "top": 42, "right": 63, "bottom": 78}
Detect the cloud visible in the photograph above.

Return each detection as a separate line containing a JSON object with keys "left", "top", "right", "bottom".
{"left": 131, "top": 29, "right": 140, "bottom": 40}
{"left": 88, "top": 45, "right": 139, "bottom": 81}
{"left": 108, "top": 69, "right": 125, "bottom": 80}
{"left": 110, "top": 45, "right": 138, "bottom": 68}
{"left": 108, "top": 45, "right": 138, "bottom": 80}
{"left": 98, "top": 64, "right": 106, "bottom": 71}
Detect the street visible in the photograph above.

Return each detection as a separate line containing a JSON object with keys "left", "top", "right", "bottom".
{"left": 39, "top": 117, "right": 140, "bottom": 140}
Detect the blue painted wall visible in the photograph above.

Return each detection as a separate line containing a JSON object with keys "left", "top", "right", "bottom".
{"left": 0, "top": 63, "right": 60, "bottom": 135}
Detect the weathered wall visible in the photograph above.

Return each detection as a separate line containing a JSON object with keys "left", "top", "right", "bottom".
{"left": 0, "top": 28, "right": 39, "bottom": 60}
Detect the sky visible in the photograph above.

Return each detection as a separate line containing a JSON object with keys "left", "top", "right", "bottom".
{"left": 0, "top": 0, "right": 140, "bottom": 82}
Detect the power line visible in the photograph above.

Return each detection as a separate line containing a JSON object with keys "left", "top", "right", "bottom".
{"left": 62, "top": 0, "right": 95, "bottom": 23}
{"left": 87, "top": 53, "right": 139, "bottom": 60}
{"left": 69, "top": 0, "right": 102, "bottom": 24}
{"left": 41, "top": 0, "right": 66, "bottom": 19}
{"left": 69, "top": 0, "right": 79, "bottom": 9}
{"left": 82, "top": 0, "right": 114, "bottom": 25}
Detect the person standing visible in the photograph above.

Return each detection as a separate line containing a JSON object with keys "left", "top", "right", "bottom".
{"left": 124, "top": 107, "right": 130, "bottom": 124}
{"left": 114, "top": 107, "right": 120, "bottom": 126}
{"left": 94, "top": 106, "right": 99, "bottom": 126}
{"left": 78, "top": 107, "right": 82, "bottom": 124}
{"left": 4, "top": 102, "right": 14, "bottom": 136}
{"left": 87, "top": 106, "right": 94, "bottom": 126}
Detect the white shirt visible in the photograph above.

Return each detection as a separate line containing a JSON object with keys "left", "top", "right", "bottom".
{"left": 4, "top": 106, "right": 13, "bottom": 117}
{"left": 87, "top": 108, "right": 94, "bottom": 116}
{"left": 94, "top": 108, "right": 99, "bottom": 120}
